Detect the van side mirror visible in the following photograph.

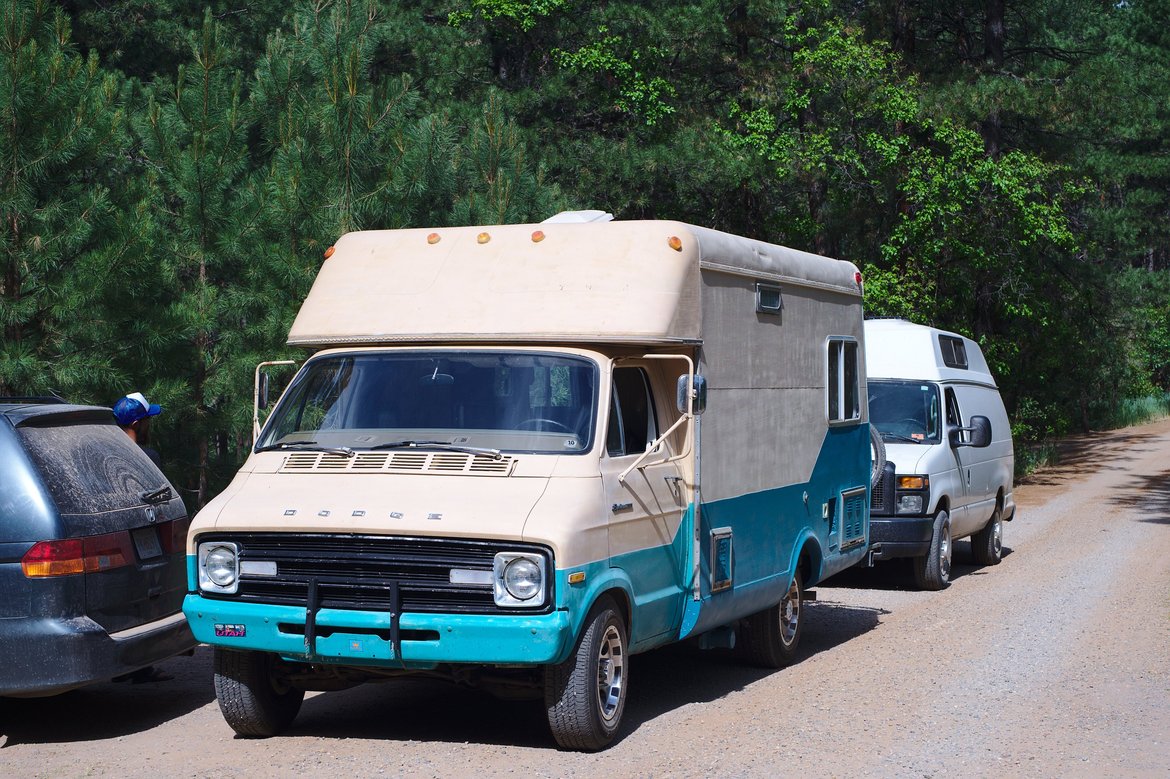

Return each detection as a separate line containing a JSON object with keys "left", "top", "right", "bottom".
{"left": 677, "top": 374, "right": 707, "bottom": 416}
{"left": 949, "top": 415, "right": 991, "bottom": 448}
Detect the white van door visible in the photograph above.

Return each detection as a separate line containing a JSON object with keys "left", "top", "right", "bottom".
{"left": 600, "top": 365, "right": 687, "bottom": 645}
{"left": 944, "top": 386, "right": 983, "bottom": 536}
{"left": 954, "top": 384, "right": 999, "bottom": 528}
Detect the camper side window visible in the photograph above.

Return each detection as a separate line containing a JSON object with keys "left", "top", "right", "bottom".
{"left": 827, "top": 338, "right": 860, "bottom": 424}
{"left": 607, "top": 367, "right": 659, "bottom": 457}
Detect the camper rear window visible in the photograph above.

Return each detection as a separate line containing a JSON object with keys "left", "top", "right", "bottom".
{"left": 827, "top": 338, "right": 860, "bottom": 424}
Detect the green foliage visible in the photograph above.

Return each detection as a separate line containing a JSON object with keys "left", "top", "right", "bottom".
{"left": 2, "top": 0, "right": 1167, "bottom": 503}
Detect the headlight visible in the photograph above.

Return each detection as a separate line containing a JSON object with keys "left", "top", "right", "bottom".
{"left": 896, "top": 494, "right": 924, "bottom": 514}
{"left": 493, "top": 552, "right": 546, "bottom": 607}
{"left": 198, "top": 541, "right": 239, "bottom": 594}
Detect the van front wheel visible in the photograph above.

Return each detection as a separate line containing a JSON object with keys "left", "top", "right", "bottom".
{"left": 913, "top": 510, "right": 952, "bottom": 590}
{"left": 544, "top": 598, "right": 628, "bottom": 751}
{"left": 213, "top": 648, "right": 304, "bottom": 737}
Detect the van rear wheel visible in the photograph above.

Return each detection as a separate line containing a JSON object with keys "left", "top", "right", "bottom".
{"left": 213, "top": 648, "right": 304, "bottom": 737}
{"left": 741, "top": 569, "right": 804, "bottom": 668}
{"left": 544, "top": 597, "right": 628, "bottom": 751}
{"left": 913, "top": 510, "right": 952, "bottom": 590}
{"left": 971, "top": 507, "right": 1004, "bottom": 566}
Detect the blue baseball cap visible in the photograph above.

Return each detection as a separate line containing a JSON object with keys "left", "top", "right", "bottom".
{"left": 113, "top": 392, "right": 163, "bottom": 426}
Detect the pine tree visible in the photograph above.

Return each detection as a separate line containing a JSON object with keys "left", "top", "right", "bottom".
{"left": 0, "top": 1, "right": 133, "bottom": 398}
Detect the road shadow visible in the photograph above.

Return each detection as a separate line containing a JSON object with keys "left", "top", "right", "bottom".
{"left": 278, "top": 599, "right": 886, "bottom": 750}
{"left": 1113, "top": 467, "right": 1170, "bottom": 524}
{"left": 823, "top": 544, "right": 1014, "bottom": 591}
{"left": 0, "top": 648, "right": 214, "bottom": 747}
{"left": 1018, "top": 428, "right": 1165, "bottom": 488}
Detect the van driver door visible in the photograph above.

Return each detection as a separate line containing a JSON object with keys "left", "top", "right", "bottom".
{"left": 600, "top": 365, "right": 688, "bottom": 645}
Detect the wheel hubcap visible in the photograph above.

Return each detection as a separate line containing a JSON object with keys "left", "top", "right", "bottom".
{"left": 779, "top": 578, "right": 800, "bottom": 646}
{"left": 596, "top": 624, "right": 624, "bottom": 722}
{"left": 992, "top": 516, "right": 1003, "bottom": 557}
{"left": 940, "top": 524, "right": 952, "bottom": 581}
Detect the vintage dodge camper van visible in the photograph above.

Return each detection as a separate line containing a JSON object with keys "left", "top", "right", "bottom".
{"left": 866, "top": 319, "right": 1015, "bottom": 590}
{"left": 183, "top": 216, "right": 877, "bottom": 749}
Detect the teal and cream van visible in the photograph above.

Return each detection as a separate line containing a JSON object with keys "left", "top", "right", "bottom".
{"left": 183, "top": 215, "right": 877, "bottom": 750}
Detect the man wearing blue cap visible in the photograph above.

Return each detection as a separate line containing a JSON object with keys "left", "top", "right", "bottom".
{"left": 113, "top": 391, "right": 163, "bottom": 466}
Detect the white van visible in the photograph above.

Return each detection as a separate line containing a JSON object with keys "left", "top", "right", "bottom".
{"left": 183, "top": 216, "right": 877, "bottom": 750}
{"left": 865, "top": 319, "right": 1015, "bottom": 589}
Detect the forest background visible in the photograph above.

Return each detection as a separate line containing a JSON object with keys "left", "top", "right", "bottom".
{"left": 2, "top": 0, "right": 1168, "bottom": 508}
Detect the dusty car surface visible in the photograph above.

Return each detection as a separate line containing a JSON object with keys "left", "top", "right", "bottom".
{"left": 0, "top": 398, "right": 194, "bottom": 696}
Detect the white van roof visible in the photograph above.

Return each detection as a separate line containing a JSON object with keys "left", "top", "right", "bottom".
{"left": 864, "top": 319, "right": 997, "bottom": 387}
{"left": 287, "top": 220, "right": 862, "bottom": 347}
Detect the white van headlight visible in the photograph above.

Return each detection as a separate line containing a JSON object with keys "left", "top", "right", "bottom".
{"left": 198, "top": 542, "right": 240, "bottom": 594}
{"left": 494, "top": 553, "right": 546, "bottom": 607}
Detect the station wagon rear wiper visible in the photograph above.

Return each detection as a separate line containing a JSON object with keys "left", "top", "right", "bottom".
{"left": 370, "top": 440, "right": 502, "bottom": 459}
{"left": 255, "top": 441, "right": 355, "bottom": 457}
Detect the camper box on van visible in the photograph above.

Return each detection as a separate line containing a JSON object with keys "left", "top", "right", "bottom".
{"left": 865, "top": 319, "right": 1015, "bottom": 590}
{"left": 183, "top": 217, "right": 875, "bottom": 750}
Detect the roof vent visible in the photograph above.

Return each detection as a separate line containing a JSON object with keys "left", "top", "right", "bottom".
{"left": 541, "top": 210, "right": 614, "bottom": 224}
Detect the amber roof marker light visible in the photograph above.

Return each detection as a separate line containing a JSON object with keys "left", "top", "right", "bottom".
{"left": 323, "top": 245, "right": 336, "bottom": 260}
{"left": 667, "top": 236, "right": 683, "bottom": 252}
{"left": 426, "top": 232, "right": 441, "bottom": 245}
{"left": 477, "top": 232, "right": 491, "bottom": 244}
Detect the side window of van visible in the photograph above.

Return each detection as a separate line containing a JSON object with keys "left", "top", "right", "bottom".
{"left": 607, "top": 367, "right": 659, "bottom": 457}
{"left": 945, "top": 387, "right": 962, "bottom": 427}
{"left": 827, "top": 338, "right": 860, "bottom": 423}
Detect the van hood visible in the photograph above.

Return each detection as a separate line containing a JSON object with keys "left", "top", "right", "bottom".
{"left": 883, "top": 442, "right": 934, "bottom": 475}
{"left": 196, "top": 470, "right": 551, "bottom": 542}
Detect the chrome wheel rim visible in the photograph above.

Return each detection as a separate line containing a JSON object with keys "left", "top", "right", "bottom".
{"left": 991, "top": 514, "right": 1003, "bottom": 558}
{"left": 940, "top": 522, "right": 952, "bottom": 581}
{"left": 596, "top": 624, "right": 624, "bottom": 723}
{"left": 779, "top": 577, "right": 801, "bottom": 647}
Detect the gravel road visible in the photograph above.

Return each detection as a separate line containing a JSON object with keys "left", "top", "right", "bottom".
{"left": 3, "top": 419, "right": 1169, "bottom": 778}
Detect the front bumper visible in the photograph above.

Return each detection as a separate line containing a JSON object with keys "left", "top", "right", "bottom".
{"left": 183, "top": 595, "right": 573, "bottom": 668}
{"left": 868, "top": 515, "right": 934, "bottom": 561}
{"left": 0, "top": 611, "right": 195, "bottom": 697}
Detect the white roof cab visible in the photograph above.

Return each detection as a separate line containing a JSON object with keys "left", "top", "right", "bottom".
{"left": 865, "top": 319, "right": 1015, "bottom": 589}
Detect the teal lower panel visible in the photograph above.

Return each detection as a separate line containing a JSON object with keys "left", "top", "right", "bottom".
{"left": 183, "top": 595, "right": 572, "bottom": 668}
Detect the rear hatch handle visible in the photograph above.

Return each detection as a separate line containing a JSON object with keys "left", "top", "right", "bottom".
{"left": 140, "top": 486, "right": 173, "bottom": 505}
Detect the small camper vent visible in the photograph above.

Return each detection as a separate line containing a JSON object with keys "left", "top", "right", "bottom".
{"left": 840, "top": 486, "right": 868, "bottom": 551}
{"left": 280, "top": 451, "right": 516, "bottom": 476}
{"left": 938, "top": 335, "right": 969, "bottom": 369}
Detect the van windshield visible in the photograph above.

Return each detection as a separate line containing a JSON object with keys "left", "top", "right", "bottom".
{"left": 256, "top": 351, "right": 599, "bottom": 455}
{"left": 868, "top": 380, "right": 942, "bottom": 444}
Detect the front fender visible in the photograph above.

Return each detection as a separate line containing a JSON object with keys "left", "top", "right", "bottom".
{"left": 554, "top": 563, "right": 637, "bottom": 662}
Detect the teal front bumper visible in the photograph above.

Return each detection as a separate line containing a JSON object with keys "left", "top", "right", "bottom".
{"left": 183, "top": 595, "right": 572, "bottom": 668}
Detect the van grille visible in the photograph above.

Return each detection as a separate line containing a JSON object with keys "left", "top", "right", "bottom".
{"left": 280, "top": 452, "right": 516, "bottom": 475}
{"left": 198, "top": 533, "right": 552, "bottom": 615}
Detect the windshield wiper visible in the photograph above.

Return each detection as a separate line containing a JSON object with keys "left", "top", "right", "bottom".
{"left": 255, "top": 441, "right": 355, "bottom": 457}
{"left": 370, "top": 440, "right": 502, "bottom": 459}
{"left": 880, "top": 431, "right": 924, "bottom": 444}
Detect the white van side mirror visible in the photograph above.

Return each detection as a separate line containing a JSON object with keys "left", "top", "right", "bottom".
{"left": 950, "top": 415, "right": 992, "bottom": 448}
{"left": 677, "top": 374, "right": 707, "bottom": 416}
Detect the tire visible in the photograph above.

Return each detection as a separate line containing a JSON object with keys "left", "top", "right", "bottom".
{"left": 741, "top": 569, "right": 804, "bottom": 669}
{"left": 913, "top": 509, "right": 952, "bottom": 591}
{"left": 970, "top": 506, "right": 1004, "bottom": 566}
{"left": 213, "top": 648, "right": 305, "bottom": 737}
{"left": 869, "top": 423, "right": 887, "bottom": 489}
{"left": 544, "top": 598, "right": 628, "bottom": 751}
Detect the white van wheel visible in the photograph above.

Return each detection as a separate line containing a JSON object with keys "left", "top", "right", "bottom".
{"left": 213, "top": 648, "right": 304, "bottom": 737}
{"left": 741, "top": 569, "right": 804, "bottom": 668}
{"left": 971, "top": 507, "right": 1004, "bottom": 566}
{"left": 544, "top": 598, "right": 628, "bottom": 751}
{"left": 913, "top": 510, "right": 952, "bottom": 590}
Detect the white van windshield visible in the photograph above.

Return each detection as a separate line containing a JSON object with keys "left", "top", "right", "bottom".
{"left": 868, "top": 380, "right": 942, "bottom": 444}
{"left": 257, "top": 351, "right": 598, "bottom": 455}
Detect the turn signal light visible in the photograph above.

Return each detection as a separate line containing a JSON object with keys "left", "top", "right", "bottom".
{"left": 896, "top": 475, "right": 928, "bottom": 490}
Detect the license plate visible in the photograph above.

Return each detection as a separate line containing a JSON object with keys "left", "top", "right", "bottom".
{"left": 132, "top": 526, "right": 163, "bottom": 559}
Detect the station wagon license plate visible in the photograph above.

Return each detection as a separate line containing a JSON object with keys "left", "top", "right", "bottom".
{"left": 131, "top": 526, "right": 163, "bottom": 560}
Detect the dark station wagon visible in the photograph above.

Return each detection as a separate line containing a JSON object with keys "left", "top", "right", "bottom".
{"left": 0, "top": 398, "right": 195, "bottom": 696}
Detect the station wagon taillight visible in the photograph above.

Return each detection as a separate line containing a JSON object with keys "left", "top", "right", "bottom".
{"left": 21, "top": 532, "right": 135, "bottom": 577}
